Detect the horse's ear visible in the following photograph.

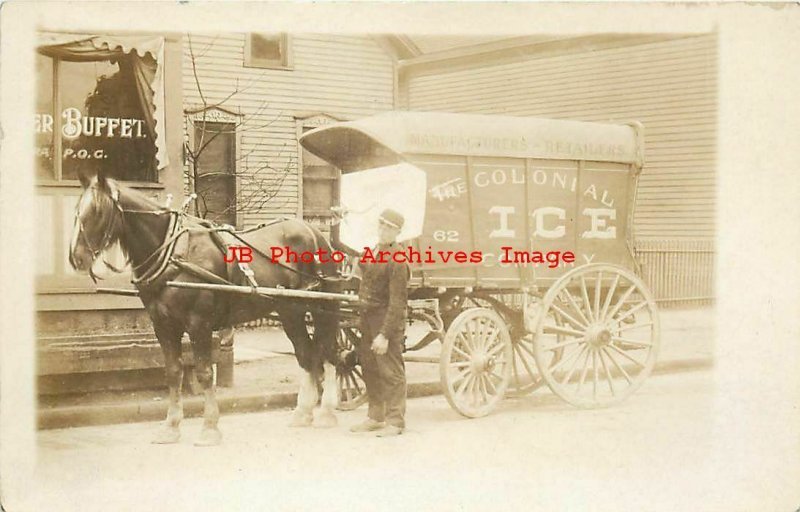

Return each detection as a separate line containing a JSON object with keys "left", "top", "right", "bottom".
{"left": 77, "top": 167, "right": 92, "bottom": 188}
{"left": 96, "top": 168, "right": 109, "bottom": 190}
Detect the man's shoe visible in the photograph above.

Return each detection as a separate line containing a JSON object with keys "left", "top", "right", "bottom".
{"left": 375, "top": 425, "right": 404, "bottom": 437}
{"left": 349, "top": 419, "right": 385, "bottom": 433}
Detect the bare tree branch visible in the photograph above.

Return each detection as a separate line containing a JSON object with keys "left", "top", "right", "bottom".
{"left": 184, "top": 35, "right": 297, "bottom": 224}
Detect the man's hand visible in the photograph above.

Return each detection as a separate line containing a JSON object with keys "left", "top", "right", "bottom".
{"left": 371, "top": 333, "right": 389, "bottom": 355}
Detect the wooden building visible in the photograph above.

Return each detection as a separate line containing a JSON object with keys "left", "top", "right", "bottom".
{"left": 396, "top": 34, "right": 717, "bottom": 306}
{"left": 34, "top": 32, "right": 714, "bottom": 400}
{"left": 180, "top": 33, "right": 396, "bottom": 234}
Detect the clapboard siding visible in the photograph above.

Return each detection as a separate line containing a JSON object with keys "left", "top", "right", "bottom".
{"left": 404, "top": 33, "right": 717, "bottom": 240}
{"left": 183, "top": 33, "right": 394, "bottom": 225}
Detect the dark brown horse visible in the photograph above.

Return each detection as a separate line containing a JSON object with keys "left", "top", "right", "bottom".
{"left": 69, "top": 173, "right": 342, "bottom": 446}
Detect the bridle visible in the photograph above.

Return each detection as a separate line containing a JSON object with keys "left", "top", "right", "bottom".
{"left": 73, "top": 181, "right": 172, "bottom": 282}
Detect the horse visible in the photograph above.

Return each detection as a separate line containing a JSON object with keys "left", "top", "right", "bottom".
{"left": 68, "top": 172, "right": 343, "bottom": 446}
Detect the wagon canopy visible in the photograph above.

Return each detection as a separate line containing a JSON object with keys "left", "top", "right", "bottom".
{"left": 299, "top": 111, "right": 643, "bottom": 172}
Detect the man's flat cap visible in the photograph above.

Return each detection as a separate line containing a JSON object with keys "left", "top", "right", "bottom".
{"left": 378, "top": 208, "right": 405, "bottom": 229}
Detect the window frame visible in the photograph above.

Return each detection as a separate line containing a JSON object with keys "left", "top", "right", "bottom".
{"left": 185, "top": 108, "right": 242, "bottom": 228}
{"left": 295, "top": 114, "right": 345, "bottom": 228}
{"left": 36, "top": 54, "right": 163, "bottom": 187}
{"left": 243, "top": 33, "right": 293, "bottom": 70}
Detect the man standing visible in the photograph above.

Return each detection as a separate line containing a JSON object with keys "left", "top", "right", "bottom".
{"left": 350, "top": 209, "right": 409, "bottom": 437}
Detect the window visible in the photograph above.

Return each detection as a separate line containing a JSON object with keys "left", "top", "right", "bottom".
{"left": 35, "top": 52, "right": 158, "bottom": 183}
{"left": 194, "top": 122, "right": 237, "bottom": 226}
{"left": 300, "top": 126, "right": 339, "bottom": 233}
{"left": 244, "top": 33, "right": 292, "bottom": 69}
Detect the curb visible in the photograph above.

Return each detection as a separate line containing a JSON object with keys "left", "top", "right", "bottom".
{"left": 37, "top": 357, "right": 713, "bottom": 430}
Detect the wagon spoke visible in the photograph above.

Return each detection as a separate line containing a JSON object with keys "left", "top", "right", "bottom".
{"left": 456, "top": 333, "right": 474, "bottom": 354}
{"left": 452, "top": 368, "right": 472, "bottom": 386}
{"left": 465, "top": 321, "right": 478, "bottom": 351}
{"left": 483, "top": 372, "right": 498, "bottom": 396}
{"left": 487, "top": 337, "right": 507, "bottom": 357}
{"left": 576, "top": 347, "right": 593, "bottom": 393}
{"left": 544, "top": 337, "right": 585, "bottom": 352}
{"left": 602, "top": 347, "right": 632, "bottom": 384}
{"left": 560, "top": 288, "right": 591, "bottom": 326}
{"left": 349, "top": 373, "right": 362, "bottom": 394}
{"left": 488, "top": 368, "right": 504, "bottom": 384}
{"left": 450, "top": 361, "right": 472, "bottom": 369}
{"left": 604, "top": 284, "right": 636, "bottom": 323}
{"left": 611, "top": 336, "right": 652, "bottom": 348}
{"left": 548, "top": 341, "right": 586, "bottom": 374}
{"left": 549, "top": 302, "right": 587, "bottom": 332}
{"left": 516, "top": 341, "right": 538, "bottom": 381}
{"left": 598, "top": 349, "right": 616, "bottom": 395}
{"left": 593, "top": 271, "right": 603, "bottom": 324}
{"left": 613, "top": 300, "right": 650, "bottom": 324}
{"left": 607, "top": 343, "right": 646, "bottom": 369}
{"left": 580, "top": 276, "right": 594, "bottom": 322}
{"left": 600, "top": 273, "right": 620, "bottom": 321}
{"left": 543, "top": 323, "right": 585, "bottom": 338}
{"left": 455, "top": 372, "right": 473, "bottom": 396}
{"left": 560, "top": 345, "right": 588, "bottom": 386}
{"left": 515, "top": 337, "right": 536, "bottom": 359}
{"left": 481, "top": 325, "right": 501, "bottom": 352}
{"left": 453, "top": 343, "right": 471, "bottom": 360}
{"left": 478, "top": 374, "right": 489, "bottom": 404}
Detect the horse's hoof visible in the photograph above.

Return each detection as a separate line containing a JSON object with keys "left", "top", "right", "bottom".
{"left": 312, "top": 410, "right": 338, "bottom": 429}
{"left": 194, "top": 428, "right": 222, "bottom": 447}
{"left": 289, "top": 411, "right": 313, "bottom": 427}
{"left": 152, "top": 426, "right": 180, "bottom": 444}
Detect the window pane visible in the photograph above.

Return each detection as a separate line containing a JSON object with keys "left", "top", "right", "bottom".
{"left": 303, "top": 180, "right": 335, "bottom": 212}
{"left": 59, "top": 59, "right": 157, "bottom": 182}
{"left": 194, "top": 122, "right": 236, "bottom": 225}
{"left": 250, "top": 34, "right": 283, "bottom": 62}
{"left": 35, "top": 54, "right": 54, "bottom": 179}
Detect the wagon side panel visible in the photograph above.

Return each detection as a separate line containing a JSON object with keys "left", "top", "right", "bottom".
{"left": 526, "top": 158, "right": 581, "bottom": 286}
{"left": 576, "top": 160, "right": 635, "bottom": 270}
{"left": 406, "top": 155, "right": 476, "bottom": 287}
{"left": 468, "top": 156, "right": 529, "bottom": 288}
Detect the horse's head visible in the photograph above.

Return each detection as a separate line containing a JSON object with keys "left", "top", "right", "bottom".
{"left": 69, "top": 173, "right": 127, "bottom": 279}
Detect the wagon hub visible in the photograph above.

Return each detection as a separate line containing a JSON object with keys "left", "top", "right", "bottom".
{"left": 471, "top": 353, "right": 494, "bottom": 374}
{"left": 585, "top": 324, "right": 612, "bottom": 348}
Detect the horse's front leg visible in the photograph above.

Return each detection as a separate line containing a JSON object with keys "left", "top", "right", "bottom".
{"left": 278, "top": 307, "right": 318, "bottom": 427}
{"left": 187, "top": 318, "right": 222, "bottom": 446}
{"left": 312, "top": 308, "right": 340, "bottom": 428}
{"left": 152, "top": 323, "right": 184, "bottom": 444}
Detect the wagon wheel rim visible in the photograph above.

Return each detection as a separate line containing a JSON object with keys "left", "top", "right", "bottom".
{"left": 440, "top": 308, "right": 512, "bottom": 418}
{"left": 532, "top": 264, "right": 660, "bottom": 409}
{"left": 335, "top": 326, "right": 368, "bottom": 411}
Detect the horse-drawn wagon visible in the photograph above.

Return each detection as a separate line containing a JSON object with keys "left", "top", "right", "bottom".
{"left": 298, "top": 111, "right": 659, "bottom": 417}
{"left": 71, "top": 110, "right": 658, "bottom": 444}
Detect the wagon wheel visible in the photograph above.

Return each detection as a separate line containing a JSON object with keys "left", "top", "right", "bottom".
{"left": 440, "top": 308, "right": 513, "bottom": 418}
{"left": 335, "top": 326, "right": 368, "bottom": 411}
{"left": 532, "top": 264, "right": 660, "bottom": 408}
{"left": 464, "top": 295, "right": 550, "bottom": 398}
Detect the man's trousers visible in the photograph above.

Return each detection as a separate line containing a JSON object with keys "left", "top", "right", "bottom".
{"left": 358, "top": 308, "right": 407, "bottom": 429}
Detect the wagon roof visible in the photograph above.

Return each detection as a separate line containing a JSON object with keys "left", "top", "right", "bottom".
{"left": 299, "top": 111, "right": 643, "bottom": 171}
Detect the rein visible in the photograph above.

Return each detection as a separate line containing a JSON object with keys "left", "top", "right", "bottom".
{"left": 77, "top": 184, "right": 331, "bottom": 288}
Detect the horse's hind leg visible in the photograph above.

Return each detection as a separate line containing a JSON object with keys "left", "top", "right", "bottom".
{"left": 312, "top": 306, "right": 340, "bottom": 428}
{"left": 187, "top": 316, "right": 222, "bottom": 446}
{"left": 152, "top": 323, "right": 184, "bottom": 444}
{"left": 278, "top": 307, "right": 318, "bottom": 427}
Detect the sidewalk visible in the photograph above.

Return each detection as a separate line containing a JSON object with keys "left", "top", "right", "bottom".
{"left": 38, "top": 306, "right": 714, "bottom": 429}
